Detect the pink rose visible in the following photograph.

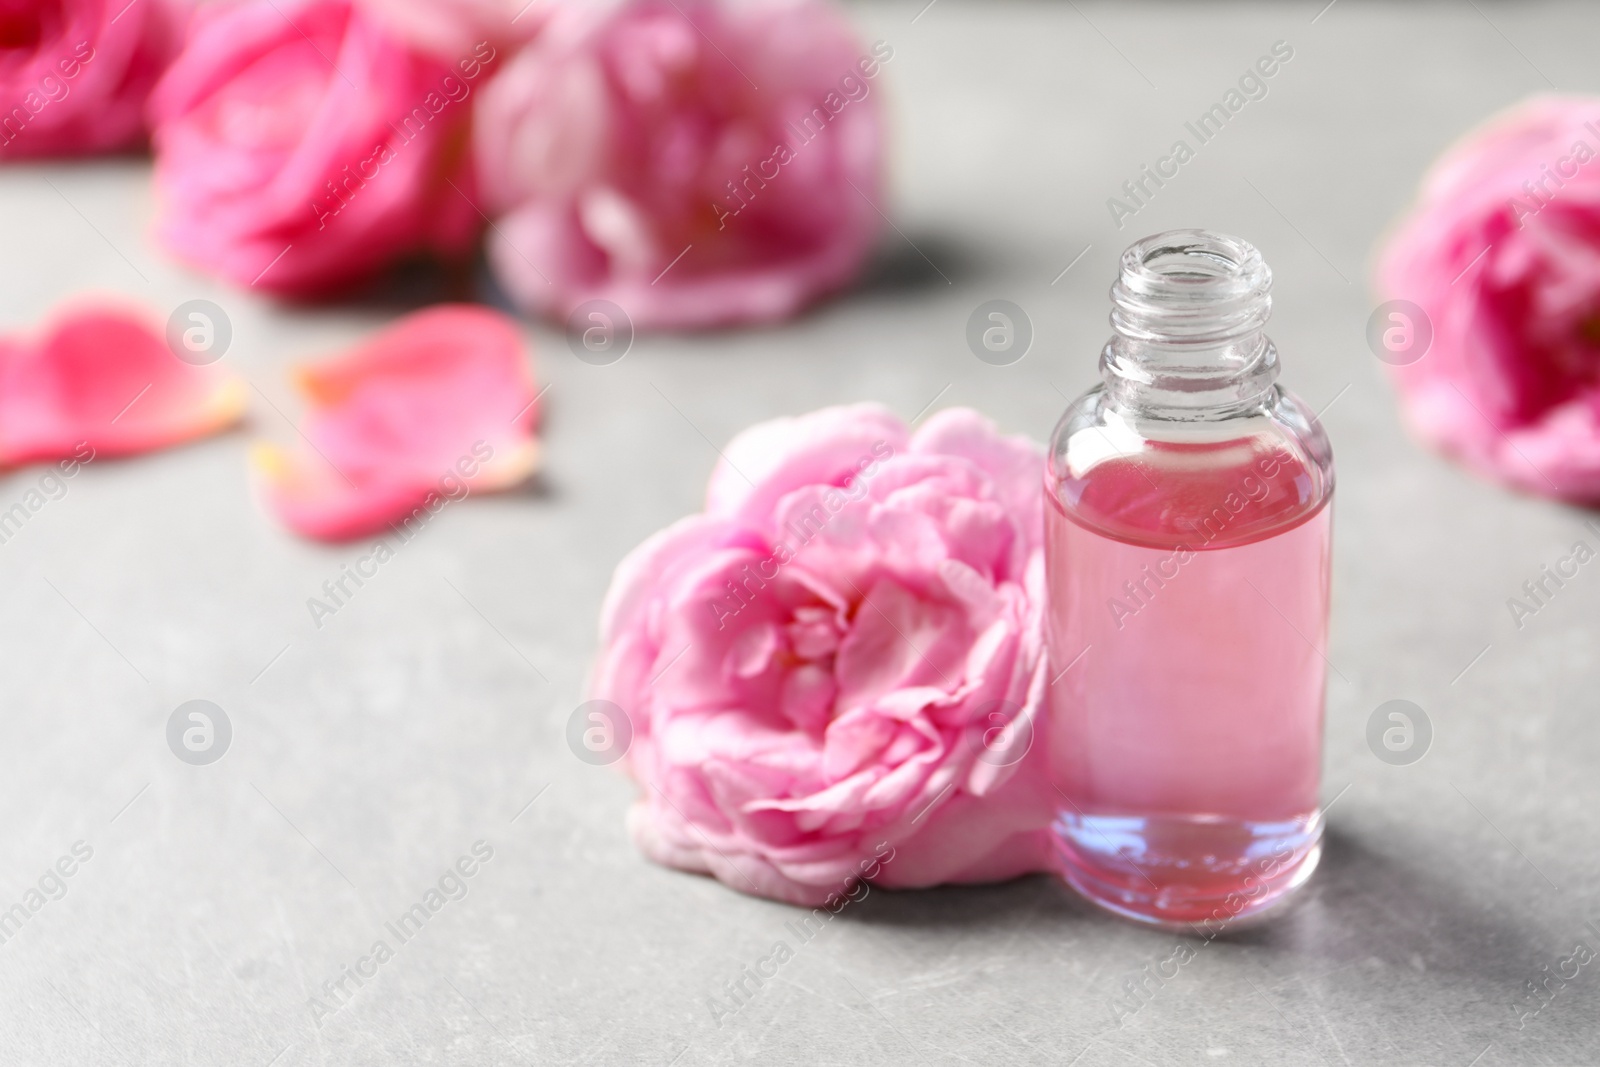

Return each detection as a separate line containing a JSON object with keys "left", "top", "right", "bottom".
{"left": 475, "top": 0, "right": 887, "bottom": 330}
{"left": 1377, "top": 95, "right": 1600, "bottom": 501}
{"left": 0, "top": 0, "right": 187, "bottom": 159}
{"left": 149, "top": 0, "right": 494, "bottom": 297}
{"left": 591, "top": 405, "right": 1056, "bottom": 906}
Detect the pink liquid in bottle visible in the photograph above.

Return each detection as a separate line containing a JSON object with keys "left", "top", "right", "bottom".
{"left": 1046, "top": 230, "right": 1334, "bottom": 928}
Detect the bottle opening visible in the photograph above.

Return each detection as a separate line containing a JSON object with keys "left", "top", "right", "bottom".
{"left": 1111, "top": 229, "right": 1272, "bottom": 345}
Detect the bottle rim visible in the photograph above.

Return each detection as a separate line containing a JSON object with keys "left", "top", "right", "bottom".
{"left": 1111, "top": 229, "right": 1273, "bottom": 345}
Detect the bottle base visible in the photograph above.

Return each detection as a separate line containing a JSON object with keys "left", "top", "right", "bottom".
{"left": 1052, "top": 811, "right": 1321, "bottom": 930}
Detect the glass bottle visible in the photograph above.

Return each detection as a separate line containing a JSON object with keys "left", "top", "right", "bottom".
{"left": 1045, "top": 229, "right": 1334, "bottom": 928}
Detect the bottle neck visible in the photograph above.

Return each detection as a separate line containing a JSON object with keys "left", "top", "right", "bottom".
{"left": 1099, "top": 230, "right": 1278, "bottom": 419}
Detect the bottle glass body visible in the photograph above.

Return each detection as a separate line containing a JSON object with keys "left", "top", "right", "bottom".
{"left": 1045, "top": 231, "right": 1334, "bottom": 928}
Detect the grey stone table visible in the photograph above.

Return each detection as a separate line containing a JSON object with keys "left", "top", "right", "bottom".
{"left": 0, "top": 2, "right": 1596, "bottom": 1064}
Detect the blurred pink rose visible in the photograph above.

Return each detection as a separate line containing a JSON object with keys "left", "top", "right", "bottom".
{"left": 591, "top": 404, "right": 1055, "bottom": 906}
{"left": 1377, "top": 94, "right": 1600, "bottom": 501}
{"left": 0, "top": 0, "right": 187, "bottom": 158}
{"left": 149, "top": 0, "right": 497, "bottom": 297}
{"left": 475, "top": 0, "right": 889, "bottom": 330}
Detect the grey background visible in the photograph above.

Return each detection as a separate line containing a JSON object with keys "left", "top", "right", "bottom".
{"left": 0, "top": 1, "right": 1595, "bottom": 1064}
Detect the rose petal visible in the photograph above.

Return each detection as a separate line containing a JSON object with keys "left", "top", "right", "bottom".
{"left": 778, "top": 663, "right": 834, "bottom": 735}
{"left": 726, "top": 621, "right": 778, "bottom": 680}
{"left": 834, "top": 577, "right": 967, "bottom": 709}
{"left": 354, "top": 0, "right": 542, "bottom": 59}
{"left": 914, "top": 408, "right": 1043, "bottom": 514}
{"left": 0, "top": 305, "right": 245, "bottom": 466}
{"left": 709, "top": 403, "right": 908, "bottom": 524}
{"left": 821, "top": 705, "right": 896, "bottom": 781}
{"left": 253, "top": 304, "right": 538, "bottom": 540}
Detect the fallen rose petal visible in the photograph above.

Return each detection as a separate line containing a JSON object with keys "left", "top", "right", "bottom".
{"left": 0, "top": 305, "right": 245, "bottom": 466}
{"left": 253, "top": 304, "right": 539, "bottom": 540}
